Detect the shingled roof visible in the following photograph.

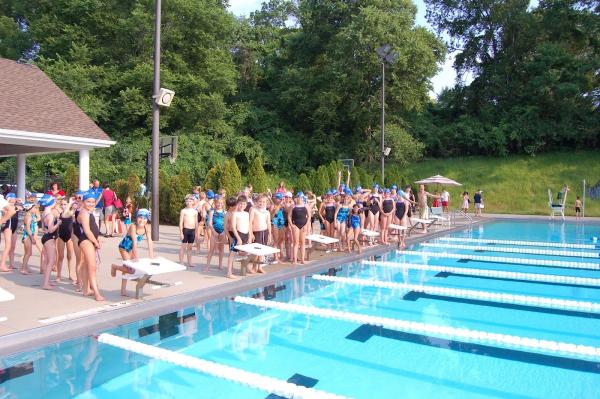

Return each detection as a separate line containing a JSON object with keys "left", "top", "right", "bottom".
{"left": 0, "top": 58, "right": 112, "bottom": 141}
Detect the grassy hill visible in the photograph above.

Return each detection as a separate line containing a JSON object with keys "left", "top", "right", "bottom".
{"left": 402, "top": 151, "right": 600, "bottom": 217}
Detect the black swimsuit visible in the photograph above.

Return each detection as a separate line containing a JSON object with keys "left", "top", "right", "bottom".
{"left": 382, "top": 199, "right": 394, "bottom": 213}
{"left": 370, "top": 198, "right": 380, "bottom": 215}
{"left": 58, "top": 215, "right": 73, "bottom": 242}
{"left": 395, "top": 201, "right": 406, "bottom": 219}
{"left": 78, "top": 213, "right": 100, "bottom": 246}
{"left": 324, "top": 205, "right": 336, "bottom": 223}
{"left": 1, "top": 212, "right": 19, "bottom": 234}
{"left": 41, "top": 216, "right": 59, "bottom": 245}
{"left": 291, "top": 206, "right": 308, "bottom": 229}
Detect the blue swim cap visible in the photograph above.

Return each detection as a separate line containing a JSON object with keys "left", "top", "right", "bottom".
{"left": 344, "top": 188, "right": 353, "bottom": 195}
{"left": 391, "top": 184, "right": 398, "bottom": 190}
{"left": 136, "top": 208, "right": 151, "bottom": 219}
{"left": 6, "top": 193, "right": 16, "bottom": 199}
{"left": 384, "top": 189, "right": 391, "bottom": 194}
{"left": 22, "top": 202, "right": 35, "bottom": 210}
{"left": 214, "top": 194, "right": 222, "bottom": 200}
{"left": 296, "top": 191, "right": 304, "bottom": 198}
{"left": 340, "top": 184, "right": 346, "bottom": 188}
{"left": 373, "top": 183, "right": 379, "bottom": 188}
{"left": 39, "top": 194, "right": 55, "bottom": 207}
{"left": 82, "top": 191, "right": 96, "bottom": 201}
{"left": 206, "top": 190, "right": 215, "bottom": 199}
{"left": 355, "top": 186, "right": 362, "bottom": 193}
{"left": 275, "top": 192, "right": 283, "bottom": 200}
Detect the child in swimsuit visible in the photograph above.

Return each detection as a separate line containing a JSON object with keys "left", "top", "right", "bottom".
{"left": 179, "top": 195, "right": 198, "bottom": 267}
{"left": 111, "top": 209, "right": 154, "bottom": 296}
{"left": 347, "top": 204, "right": 363, "bottom": 253}
{"left": 289, "top": 192, "right": 309, "bottom": 264}
{"left": 205, "top": 196, "right": 227, "bottom": 271}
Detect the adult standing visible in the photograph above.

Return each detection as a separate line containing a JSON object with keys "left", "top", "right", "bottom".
{"left": 46, "top": 182, "right": 65, "bottom": 197}
{"left": 417, "top": 184, "right": 440, "bottom": 233}
{"left": 88, "top": 179, "right": 104, "bottom": 232}
{"left": 474, "top": 190, "right": 484, "bottom": 216}
{"left": 100, "top": 182, "right": 118, "bottom": 237}
{"left": 0, "top": 193, "right": 18, "bottom": 272}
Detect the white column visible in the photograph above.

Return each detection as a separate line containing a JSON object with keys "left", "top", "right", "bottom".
{"left": 79, "top": 149, "right": 90, "bottom": 191}
{"left": 16, "top": 154, "right": 26, "bottom": 199}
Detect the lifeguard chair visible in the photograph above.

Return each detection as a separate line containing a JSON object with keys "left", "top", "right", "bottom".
{"left": 548, "top": 186, "right": 569, "bottom": 220}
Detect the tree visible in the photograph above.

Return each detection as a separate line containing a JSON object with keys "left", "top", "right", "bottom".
{"left": 313, "top": 165, "right": 330, "bottom": 195}
{"left": 220, "top": 159, "right": 242, "bottom": 196}
{"left": 247, "top": 156, "right": 269, "bottom": 193}
{"left": 63, "top": 164, "right": 79, "bottom": 196}
{"left": 297, "top": 173, "right": 311, "bottom": 192}
{"left": 204, "top": 164, "right": 222, "bottom": 190}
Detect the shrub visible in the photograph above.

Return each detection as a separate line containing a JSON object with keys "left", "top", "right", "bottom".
{"left": 113, "top": 179, "right": 128, "bottom": 203}
{"left": 127, "top": 174, "right": 142, "bottom": 209}
{"left": 204, "top": 163, "right": 222, "bottom": 190}
{"left": 248, "top": 156, "right": 269, "bottom": 193}
{"left": 297, "top": 173, "right": 311, "bottom": 192}
{"left": 63, "top": 164, "right": 79, "bottom": 196}
{"left": 313, "top": 165, "right": 330, "bottom": 194}
{"left": 220, "top": 159, "right": 242, "bottom": 195}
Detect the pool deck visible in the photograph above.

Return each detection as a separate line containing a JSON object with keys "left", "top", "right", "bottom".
{"left": 0, "top": 213, "right": 596, "bottom": 356}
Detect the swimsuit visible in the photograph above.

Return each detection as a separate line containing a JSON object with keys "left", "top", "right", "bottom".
{"left": 272, "top": 207, "right": 286, "bottom": 230}
{"left": 336, "top": 206, "right": 350, "bottom": 224}
{"left": 119, "top": 230, "right": 145, "bottom": 252}
{"left": 291, "top": 206, "right": 308, "bottom": 229}
{"left": 253, "top": 230, "right": 268, "bottom": 245}
{"left": 382, "top": 199, "right": 394, "bottom": 214}
{"left": 1, "top": 212, "right": 18, "bottom": 234}
{"left": 181, "top": 228, "right": 195, "bottom": 244}
{"left": 78, "top": 213, "right": 100, "bottom": 246}
{"left": 22, "top": 213, "right": 36, "bottom": 242}
{"left": 229, "top": 231, "right": 249, "bottom": 252}
{"left": 395, "top": 201, "right": 406, "bottom": 219}
{"left": 211, "top": 210, "right": 226, "bottom": 234}
{"left": 41, "top": 215, "right": 59, "bottom": 245}
{"left": 324, "top": 205, "right": 336, "bottom": 223}
{"left": 58, "top": 215, "right": 73, "bottom": 242}
{"left": 349, "top": 213, "right": 361, "bottom": 229}
{"left": 370, "top": 198, "right": 380, "bottom": 215}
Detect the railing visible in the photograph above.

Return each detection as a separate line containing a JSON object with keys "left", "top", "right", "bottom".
{"left": 451, "top": 209, "right": 473, "bottom": 225}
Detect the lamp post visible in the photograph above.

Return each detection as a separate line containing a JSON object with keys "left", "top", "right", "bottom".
{"left": 376, "top": 44, "right": 398, "bottom": 186}
{"left": 151, "top": 0, "right": 161, "bottom": 241}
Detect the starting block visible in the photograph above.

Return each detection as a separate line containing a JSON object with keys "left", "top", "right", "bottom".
{"left": 234, "top": 243, "right": 280, "bottom": 276}
{"left": 122, "top": 257, "right": 186, "bottom": 299}
{"left": 306, "top": 234, "right": 339, "bottom": 259}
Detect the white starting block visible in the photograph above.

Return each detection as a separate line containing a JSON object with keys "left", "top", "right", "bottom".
{"left": 0, "top": 287, "right": 15, "bottom": 322}
{"left": 306, "top": 234, "right": 339, "bottom": 259}
{"left": 361, "top": 229, "right": 380, "bottom": 244}
{"left": 122, "top": 257, "right": 186, "bottom": 299}
{"left": 389, "top": 224, "right": 407, "bottom": 231}
{"left": 408, "top": 218, "right": 438, "bottom": 234}
{"left": 234, "top": 243, "right": 280, "bottom": 276}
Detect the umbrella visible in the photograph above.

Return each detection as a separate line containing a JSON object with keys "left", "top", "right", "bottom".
{"left": 415, "top": 175, "right": 462, "bottom": 186}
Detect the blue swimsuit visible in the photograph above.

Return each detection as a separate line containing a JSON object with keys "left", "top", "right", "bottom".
{"left": 119, "top": 230, "right": 145, "bottom": 252}
{"left": 336, "top": 206, "right": 350, "bottom": 223}
{"left": 272, "top": 207, "right": 286, "bottom": 230}
{"left": 211, "top": 210, "right": 225, "bottom": 234}
{"left": 349, "top": 214, "right": 361, "bottom": 229}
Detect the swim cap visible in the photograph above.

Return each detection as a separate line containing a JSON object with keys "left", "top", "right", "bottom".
{"left": 6, "top": 193, "right": 16, "bottom": 199}
{"left": 275, "top": 192, "right": 283, "bottom": 200}
{"left": 214, "top": 194, "right": 222, "bottom": 200}
{"left": 136, "top": 208, "right": 151, "bottom": 219}
{"left": 384, "top": 189, "right": 391, "bottom": 194}
{"left": 39, "top": 194, "right": 55, "bottom": 207}
{"left": 391, "top": 184, "right": 398, "bottom": 190}
{"left": 82, "top": 191, "right": 96, "bottom": 201}
{"left": 206, "top": 190, "right": 215, "bottom": 199}
{"left": 296, "top": 191, "right": 304, "bottom": 198}
{"left": 22, "top": 202, "right": 34, "bottom": 211}
{"left": 355, "top": 186, "right": 362, "bottom": 193}
{"left": 343, "top": 188, "right": 353, "bottom": 195}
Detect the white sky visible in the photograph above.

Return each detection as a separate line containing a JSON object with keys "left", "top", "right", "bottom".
{"left": 228, "top": 1, "right": 539, "bottom": 97}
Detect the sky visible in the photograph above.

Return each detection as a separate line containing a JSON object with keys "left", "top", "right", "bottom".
{"left": 227, "top": 0, "right": 457, "bottom": 97}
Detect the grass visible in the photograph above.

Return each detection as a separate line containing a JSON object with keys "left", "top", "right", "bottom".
{"left": 400, "top": 150, "right": 600, "bottom": 217}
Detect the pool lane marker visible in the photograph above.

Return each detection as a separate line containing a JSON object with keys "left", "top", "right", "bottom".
{"left": 422, "top": 242, "right": 600, "bottom": 258}
{"left": 439, "top": 237, "right": 599, "bottom": 250}
{"left": 362, "top": 260, "right": 600, "bottom": 288}
{"left": 97, "top": 333, "right": 349, "bottom": 399}
{"left": 234, "top": 296, "right": 600, "bottom": 361}
{"left": 311, "top": 275, "right": 600, "bottom": 314}
{"left": 397, "top": 250, "right": 600, "bottom": 270}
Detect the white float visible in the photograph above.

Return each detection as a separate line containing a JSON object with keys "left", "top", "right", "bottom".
{"left": 234, "top": 296, "right": 600, "bottom": 361}
{"left": 311, "top": 274, "right": 600, "bottom": 313}
{"left": 98, "top": 334, "right": 349, "bottom": 399}
{"left": 422, "top": 242, "right": 600, "bottom": 259}
{"left": 439, "top": 237, "right": 599, "bottom": 250}
{"left": 363, "top": 260, "right": 600, "bottom": 287}
{"left": 398, "top": 251, "right": 600, "bottom": 270}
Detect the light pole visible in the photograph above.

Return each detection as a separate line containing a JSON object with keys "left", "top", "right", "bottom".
{"left": 151, "top": 0, "right": 161, "bottom": 241}
{"left": 376, "top": 44, "right": 398, "bottom": 186}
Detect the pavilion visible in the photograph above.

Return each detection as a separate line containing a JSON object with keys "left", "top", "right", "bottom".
{"left": 0, "top": 58, "right": 115, "bottom": 197}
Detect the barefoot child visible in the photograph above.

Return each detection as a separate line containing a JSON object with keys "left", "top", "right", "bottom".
{"left": 347, "top": 204, "right": 363, "bottom": 253}
{"left": 249, "top": 194, "right": 271, "bottom": 273}
{"left": 179, "top": 195, "right": 198, "bottom": 268}
{"left": 205, "top": 196, "right": 227, "bottom": 271}
{"left": 226, "top": 196, "right": 250, "bottom": 278}
{"left": 111, "top": 209, "right": 154, "bottom": 296}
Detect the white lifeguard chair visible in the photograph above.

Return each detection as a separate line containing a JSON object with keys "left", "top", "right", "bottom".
{"left": 548, "top": 186, "right": 569, "bottom": 220}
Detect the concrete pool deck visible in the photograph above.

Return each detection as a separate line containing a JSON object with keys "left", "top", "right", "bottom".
{"left": 0, "top": 214, "right": 596, "bottom": 356}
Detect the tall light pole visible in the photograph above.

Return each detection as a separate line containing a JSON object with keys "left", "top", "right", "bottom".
{"left": 151, "top": 0, "right": 161, "bottom": 241}
{"left": 376, "top": 44, "right": 398, "bottom": 186}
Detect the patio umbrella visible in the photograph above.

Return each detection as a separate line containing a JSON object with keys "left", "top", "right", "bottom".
{"left": 415, "top": 175, "right": 462, "bottom": 186}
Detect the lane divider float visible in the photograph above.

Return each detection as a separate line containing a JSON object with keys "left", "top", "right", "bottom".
{"left": 422, "top": 242, "right": 600, "bottom": 258}
{"left": 234, "top": 296, "right": 600, "bottom": 361}
{"left": 98, "top": 333, "right": 349, "bottom": 399}
{"left": 397, "top": 251, "right": 600, "bottom": 270}
{"left": 311, "top": 274, "right": 600, "bottom": 313}
{"left": 362, "top": 260, "right": 600, "bottom": 287}
{"left": 438, "top": 237, "right": 598, "bottom": 250}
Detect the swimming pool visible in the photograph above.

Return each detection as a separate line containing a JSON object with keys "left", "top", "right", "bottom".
{"left": 2, "top": 220, "right": 600, "bottom": 398}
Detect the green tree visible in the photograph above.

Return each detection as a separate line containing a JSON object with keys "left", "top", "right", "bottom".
{"left": 313, "top": 165, "right": 330, "bottom": 195}
{"left": 247, "top": 156, "right": 269, "bottom": 193}
{"left": 204, "top": 164, "right": 222, "bottom": 190}
{"left": 220, "top": 159, "right": 242, "bottom": 196}
{"left": 296, "top": 173, "right": 311, "bottom": 192}
{"left": 63, "top": 164, "right": 79, "bottom": 196}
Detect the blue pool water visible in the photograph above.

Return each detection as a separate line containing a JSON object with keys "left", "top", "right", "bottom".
{"left": 2, "top": 220, "right": 600, "bottom": 398}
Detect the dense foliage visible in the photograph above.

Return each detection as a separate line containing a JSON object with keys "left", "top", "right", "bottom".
{"left": 0, "top": 0, "right": 597, "bottom": 192}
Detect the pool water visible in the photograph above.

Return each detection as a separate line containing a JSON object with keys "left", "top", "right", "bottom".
{"left": 2, "top": 220, "right": 600, "bottom": 398}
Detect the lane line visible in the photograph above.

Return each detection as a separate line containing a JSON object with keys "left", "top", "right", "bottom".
{"left": 439, "top": 237, "right": 598, "bottom": 250}
{"left": 422, "top": 242, "right": 599, "bottom": 258}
